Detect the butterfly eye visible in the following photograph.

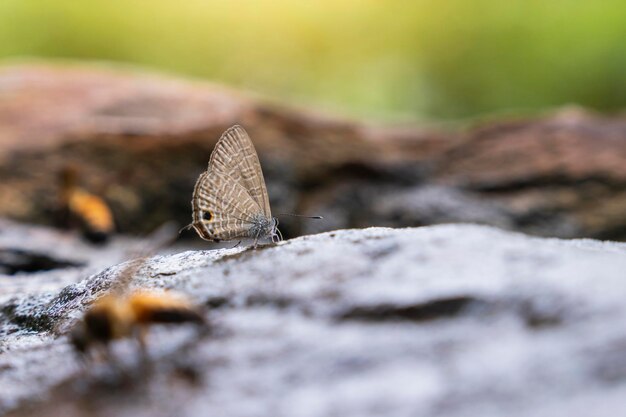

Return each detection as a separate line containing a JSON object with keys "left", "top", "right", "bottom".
{"left": 202, "top": 211, "right": 213, "bottom": 222}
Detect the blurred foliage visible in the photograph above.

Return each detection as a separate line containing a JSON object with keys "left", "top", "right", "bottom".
{"left": 0, "top": 0, "right": 624, "bottom": 120}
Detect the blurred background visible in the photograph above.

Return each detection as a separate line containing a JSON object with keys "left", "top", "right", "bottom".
{"left": 0, "top": 0, "right": 624, "bottom": 121}
{"left": 0, "top": 0, "right": 624, "bottom": 244}
{"left": 2, "top": 4, "right": 626, "bottom": 416}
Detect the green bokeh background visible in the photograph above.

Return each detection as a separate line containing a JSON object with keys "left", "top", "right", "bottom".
{"left": 0, "top": 0, "right": 624, "bottom": 120}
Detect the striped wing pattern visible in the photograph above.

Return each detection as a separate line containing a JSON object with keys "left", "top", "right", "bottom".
{"left": 208, "top": 125, "right": 272, "bottom": 218}
{"left": 193, "top": 170, "right": 263, "bottom": 241}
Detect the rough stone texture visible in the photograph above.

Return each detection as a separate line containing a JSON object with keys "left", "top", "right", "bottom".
{"left": 0, "top": 64, "right": 624, "bottom": 240}
{"left": 0, "top": 219, "right": 138, "bottom": 304}
{"left": 1, "top": 221, "right": 626, "bottom": 417}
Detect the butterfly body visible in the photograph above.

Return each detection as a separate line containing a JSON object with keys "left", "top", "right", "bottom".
{"left": 248, "top": 213, "right": 278, "bottom": 241}
{"left": 190, "top": 125, "right": 279, "bottom": 246}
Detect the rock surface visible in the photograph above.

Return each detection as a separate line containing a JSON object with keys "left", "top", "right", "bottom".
{"left": 0, "top": 64, "right": 624, "bottom": 240}
{"left": 1, "top": 222, "right": 626, "bottom": 417}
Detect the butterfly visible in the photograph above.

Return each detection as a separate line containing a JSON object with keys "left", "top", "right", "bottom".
{"left": 188, "top": 125, "right": 280, "bottom": 247}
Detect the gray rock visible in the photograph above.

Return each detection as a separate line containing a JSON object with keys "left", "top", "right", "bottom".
{"left": 0, "top": 218, "right": 155, "bottom": 305}
{"left": 1, "top": 224, "right": 626, "bottom": 417}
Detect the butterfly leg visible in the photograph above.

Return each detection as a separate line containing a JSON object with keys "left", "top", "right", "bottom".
{"left": 253, "top": 238, "right": 258, "bottom": 249}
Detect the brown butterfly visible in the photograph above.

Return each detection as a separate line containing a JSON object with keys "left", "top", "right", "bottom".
{"left": 188, "top": 125, "right": 280, "bottom": 247}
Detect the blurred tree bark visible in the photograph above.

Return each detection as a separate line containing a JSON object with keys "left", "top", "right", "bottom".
{"left": 0, "top": 64, "right": 624, "bottom": 240}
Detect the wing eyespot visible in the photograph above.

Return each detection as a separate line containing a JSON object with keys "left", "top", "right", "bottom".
{"left": 202, "top": 211, "right": 213, "bottom": 222}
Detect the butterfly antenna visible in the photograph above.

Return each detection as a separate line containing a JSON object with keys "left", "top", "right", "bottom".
{"left": 277, "top": 213, "right": 323, "bottom": 219}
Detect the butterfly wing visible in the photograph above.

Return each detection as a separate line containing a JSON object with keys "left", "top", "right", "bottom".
{"left": 191, "top": 170, "right": 262, "bottom": 241}
{"left": 208, "top": 125, "right": 272, "bottom": 218}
